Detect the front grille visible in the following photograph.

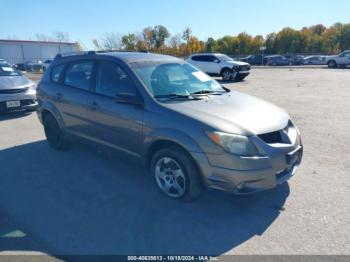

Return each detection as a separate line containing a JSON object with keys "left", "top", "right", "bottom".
{"left": 239, "top": 65, "right": 251, "bottom": 71}
{"left": 258, "top": 131, "right": 283, "bottom": 144}
{"left": 21, "top": 99, "right": 35, "bottom": 106}
{"left": 0, "top": 87, "right": 28, "bottom": 94}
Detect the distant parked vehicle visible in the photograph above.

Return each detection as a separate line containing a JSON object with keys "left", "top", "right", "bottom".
{"left": 14, "top": 63, "right": 26, "bottom": 71}
{"left": 286, "top": 55, "right": 305, "bottom": 65}
{"left": 0, "top": 61, "right": 38, "bottom": 113}
{"left": 186, "top": 53, "right": 251, "bottom": 81}
{"left": 15, "top": 60, "right": 43, "bottom": 72}
{"left": 42, "top": 59, "right": 53, "bottom": 72}
{"left": 24, "top": 60, "right": 43, "bottom": 72}
{"left": 240, "top": 55, "right": 267, "bottom": 65}
{"left": 265, "top": 55, "right": 291, "bottom": 66}
{"left": 303, "top": 55, "right": 327, "bottom": 65}
{"left": 326, "top": 50, "right": 350, "bottom": 68}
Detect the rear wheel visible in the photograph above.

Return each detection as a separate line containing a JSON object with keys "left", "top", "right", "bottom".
{"left": 328, "top": 60, "right": 337, "bottom": 68}
{"left": 43, "top": 113, "right": 67, "bottom": 150}
{"left": 150, "top": 146, "right": 203, "bottom": 201}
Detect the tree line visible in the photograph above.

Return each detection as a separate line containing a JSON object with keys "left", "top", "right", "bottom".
{"left": 91, "top": 23, "right": 350, "bottom": 56}
{"left": 11, "top": 22, "right": 349, "bottom": 56}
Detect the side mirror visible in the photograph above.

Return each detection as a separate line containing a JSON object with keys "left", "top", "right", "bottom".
{"left": 213, "top": 59, "right": 220, "bottom": 63}
{"left": 115, "top": 92, "right": 143, "bottom": 106}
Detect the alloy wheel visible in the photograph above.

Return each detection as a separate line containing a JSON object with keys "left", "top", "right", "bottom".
{"left": 154, "top": 157, "right": 186, "bottom": 198}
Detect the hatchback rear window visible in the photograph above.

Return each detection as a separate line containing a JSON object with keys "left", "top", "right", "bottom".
{"left": 51, "top": 64, "right": 65, "bottom": 83}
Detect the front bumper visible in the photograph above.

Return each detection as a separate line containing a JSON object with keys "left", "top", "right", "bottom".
{"left": 0, "top": 91, "right": 38, "bottom": 113}
{"left": 192, "top": 130, "right": 303, "bottom": 194}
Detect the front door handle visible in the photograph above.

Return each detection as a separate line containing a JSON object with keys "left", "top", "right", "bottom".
{"left": 55, "top": 92, "right": 62, "bottom": 101}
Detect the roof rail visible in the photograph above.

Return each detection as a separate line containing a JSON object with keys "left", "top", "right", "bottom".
{"left": 54, "top": 51, "right": 96, "bottom": 60}
{"left": 96, "top": 49, "right": 149, "bottom": 53}
{"left": 54, "top": 49, "right": 150, "bottom": 60}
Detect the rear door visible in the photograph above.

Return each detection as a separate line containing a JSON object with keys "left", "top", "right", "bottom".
{"left": 85, "top": 59, "right": 144, "bottom": 157}
{"left": 191, "top": 55, "right": 220, "bottom": 74}
{"left": 55, "top": 60, "right": 96, "bottom": 137}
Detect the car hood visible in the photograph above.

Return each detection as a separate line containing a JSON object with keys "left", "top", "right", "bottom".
{"left": 0, "top": 75, "right": 33, "bottom": 90}
{"left": 226, "top": 60, "right": 250, "bottom": 66}
{"left": 163, "top": 90, "right": 290, "bottom": 136}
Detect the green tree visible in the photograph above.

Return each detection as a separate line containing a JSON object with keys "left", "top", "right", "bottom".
{"left": 205, "top": 37, "right": 218, "bottom": 53}
{"left": 152, "top": 25, "right": 170, "bottom": 50}
{"left": 121, "top": 33, "right": 137, "bottom": 50}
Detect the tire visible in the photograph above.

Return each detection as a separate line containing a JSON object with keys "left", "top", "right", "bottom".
{"left": 150, "top": 146, "right": 203, "bottom": 201}
{"left": 43, "top": 113, "right": 68, "bottom": 150}
{"left": 221, "top": 68, "right": 233, "bottom": 82}
{"left": 328, "top": 60, "right": 337, "bottom": 68}
{"left": 235, "top": 75, "right": 246, "bottom": 81}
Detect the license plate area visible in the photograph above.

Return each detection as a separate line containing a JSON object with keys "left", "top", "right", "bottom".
{"left": 6, "top": 101, "right": 20, "bottom": 108}
{"left": 286, "top": 146, "right": 302, "bottom": 165}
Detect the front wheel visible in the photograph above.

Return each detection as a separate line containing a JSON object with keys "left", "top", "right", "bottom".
{"left": 235, "top": 75, "right": 246, "bottom": 81}
{"left": 221, "top": 68, "right": 234, "bottom": 82}
{"left": 328, "top": 60, "right": 337, "bottom": 68}
{"left": 150, "top": 147, "right": 203, "bottom": 201}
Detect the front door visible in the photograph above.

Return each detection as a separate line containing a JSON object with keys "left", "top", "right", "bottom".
{"left": 86, "top": 60, "right": 144, "bottom": 157}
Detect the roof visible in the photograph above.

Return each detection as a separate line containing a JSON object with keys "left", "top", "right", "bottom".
{"left": 190, "top": 53, "right": 222, "bottom": 56}
{"left": 100, "top": 51, "right": 180, "bottom": 63}
{"left": 0, "top": 39, "right": 76, "bottom": 45}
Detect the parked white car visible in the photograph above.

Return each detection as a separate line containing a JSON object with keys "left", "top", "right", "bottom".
{"left": 326, "top": 50, "right": 350, "bottom": 68}
{"left": 186, "top": 53, "right": 251, "bottom": 81}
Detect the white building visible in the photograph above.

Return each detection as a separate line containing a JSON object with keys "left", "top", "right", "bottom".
{"left": 0, "top": 39, "right": 77, "bottom": 64}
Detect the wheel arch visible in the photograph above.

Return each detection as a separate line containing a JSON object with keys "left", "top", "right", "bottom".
{"left": 220, "top": 67, "right": 233, "bottom": 75}
{"left": 39, "top": 101, "right": 65, "bottom": 129}
{"left": 327, "top": 60, "right": 337, "bottom": 67}
{"left": 145, "top": 139, "right": 204, "bottom": 185}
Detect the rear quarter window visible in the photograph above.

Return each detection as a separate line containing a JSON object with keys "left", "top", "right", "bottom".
{"left": 51, "top": 64, "right": 65, "bottom": 83}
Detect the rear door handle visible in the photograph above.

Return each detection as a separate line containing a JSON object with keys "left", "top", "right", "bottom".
{"left": 90, "top": 101, "right": 99, "bottom": 111}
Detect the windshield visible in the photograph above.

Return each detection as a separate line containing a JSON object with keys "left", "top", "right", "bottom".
{"left": 0, "top": 63, "right": 21, "bottom": 76}
{"left": 216, "top": 54, "right": 234, "bottom": 62}
{"left": 131, "top": 61, "right": 225, "bottom": 97}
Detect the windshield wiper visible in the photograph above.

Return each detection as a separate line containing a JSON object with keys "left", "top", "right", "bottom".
{"left": 190, "top": 90, "right": 226, "bottom": 95}
{"left": 154, "top": 93, "right": 191, "bottom": 99}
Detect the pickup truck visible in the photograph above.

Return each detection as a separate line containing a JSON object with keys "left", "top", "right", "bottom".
{"left": 326, "top": 50, "right": 350, "bottom": 68}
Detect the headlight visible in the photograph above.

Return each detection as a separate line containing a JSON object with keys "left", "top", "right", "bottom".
{"left": 28, "top": 83, "right": 37, "bottom": 91}
{"left": 206, "top": 131, "right": 259, "bottom": 156}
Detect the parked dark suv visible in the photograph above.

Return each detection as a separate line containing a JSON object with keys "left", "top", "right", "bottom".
{"left": 37, "top": 51, "right": 303, "bottom": 201}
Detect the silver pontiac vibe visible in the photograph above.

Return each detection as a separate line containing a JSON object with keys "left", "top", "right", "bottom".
{"left": 37, "top": 52, "right": 303, "bottom": 201}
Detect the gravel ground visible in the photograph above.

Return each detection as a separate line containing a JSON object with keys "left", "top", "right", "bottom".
{"left": 0, "top": 68, "right": 349, "bottom": 257}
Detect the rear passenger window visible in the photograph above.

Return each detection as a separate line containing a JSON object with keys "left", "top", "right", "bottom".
{"left": 51, "top": 64, "right": 65, "bottom": 83}
{"left": 64, "top": 61, "right": 93, "bottom": 91}
{"left": 96, "top": 61, "right": 136, "bottom": 97}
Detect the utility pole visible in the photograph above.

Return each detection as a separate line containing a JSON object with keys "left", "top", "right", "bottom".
{"left": 260, "top": 46, "right": 267, "bottom": 65}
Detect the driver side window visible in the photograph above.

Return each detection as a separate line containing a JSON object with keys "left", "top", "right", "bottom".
{"left": 96, "top": 61, "right": 136, "bottom": 97}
